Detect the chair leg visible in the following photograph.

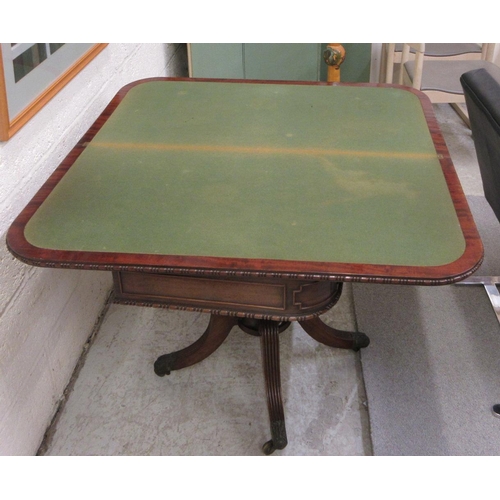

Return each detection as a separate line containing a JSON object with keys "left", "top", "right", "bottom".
{"left": 483, "top": 283, "right": 500, "bottom": 323}
{"left": 456, "top": 276, "right": 500, "bottom": 325}
{"left": 450, "top": 103, "right": 471, "bottom": 128}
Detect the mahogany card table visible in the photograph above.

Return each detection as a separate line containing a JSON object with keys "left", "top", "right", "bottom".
{"left": 7, "top": 78, "right": 483, "bottom": 454}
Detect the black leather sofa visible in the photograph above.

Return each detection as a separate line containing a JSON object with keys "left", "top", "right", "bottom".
{"left": 461, "top": 65, "right": 500, "bottom": 418}
{"left": 461, "top": 65, "right": 500, "bottom": 220}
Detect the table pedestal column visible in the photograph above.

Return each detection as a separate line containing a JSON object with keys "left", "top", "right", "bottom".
{"left": 259, "top": 320, "right": 288, "bottom": 454}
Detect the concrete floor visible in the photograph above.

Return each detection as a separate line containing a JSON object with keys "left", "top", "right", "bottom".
{"left": 39, "top": 284, "right": 372, "bottom": 455}
{"left": 38, "top": 103, "right": 475, "bottom": 456}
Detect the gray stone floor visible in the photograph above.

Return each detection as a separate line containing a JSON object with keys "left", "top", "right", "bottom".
{"left": 40, "top": 285, "right": 371, "bottom": 455}
{"left": 39, "top": 102, "right": 474, "bottom": 456}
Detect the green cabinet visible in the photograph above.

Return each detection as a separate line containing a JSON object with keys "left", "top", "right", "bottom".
{"left": 244, "top": 44, "right": 322, "bottom": 81}
{"left": 189, "top": 44, "right": 245, "bottom": 79}
{"left": 188, "top": 43, "right": 371, "bottom": 82}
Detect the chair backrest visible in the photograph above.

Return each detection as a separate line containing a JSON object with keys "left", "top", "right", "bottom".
{"left": 399, "top": 44, "right": 425, "bottom": 88}
{"left": 398, "top": 43, "right": 496, "bottom": 88}
{"left": 384, "top": 43, "right": 489, "bottom": 85}
{"left": 461, "top": 66, "right": 500, "bottom": 221}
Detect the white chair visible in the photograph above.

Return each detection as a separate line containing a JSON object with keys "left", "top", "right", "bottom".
{"left": 383, "top": 43, "right": 485, "bottom": 84}
{"left": 398, "top": 43, "right": 497, "bottom": 126}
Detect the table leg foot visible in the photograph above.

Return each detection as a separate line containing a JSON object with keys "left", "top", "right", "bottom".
{"left": 260, "top": 320, "right": 288, "bottom": 454}
{"left": 262, "top": 420, "right": 288, "bottom": 455}
{"left": 154, "top": 314, "right": 238, "bottom": 376}
{"left": 298, "top": 316, "right": 370, "bottom": 351}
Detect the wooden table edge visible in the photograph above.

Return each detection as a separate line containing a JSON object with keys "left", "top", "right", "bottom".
{"left": 6, "top": 78, "right": 484, "bottom": 286}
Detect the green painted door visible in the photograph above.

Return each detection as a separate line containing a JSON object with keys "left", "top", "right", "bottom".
{"left": 189, "top": 43, "right": 244, "bottom": 79}
{"left": 189, "top": 43, "right": 371, "bottom": 82}
{"left": 243, "top": 44, "right": 322, "bottom": 81}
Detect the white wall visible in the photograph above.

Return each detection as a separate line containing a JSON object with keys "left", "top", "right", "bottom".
{"left": 0, "top": 43, "right": 187, "bottom": 455}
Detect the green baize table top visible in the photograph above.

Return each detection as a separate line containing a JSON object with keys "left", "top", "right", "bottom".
{"left": 24, "top": 80, "right": 466, "bottom": 268}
